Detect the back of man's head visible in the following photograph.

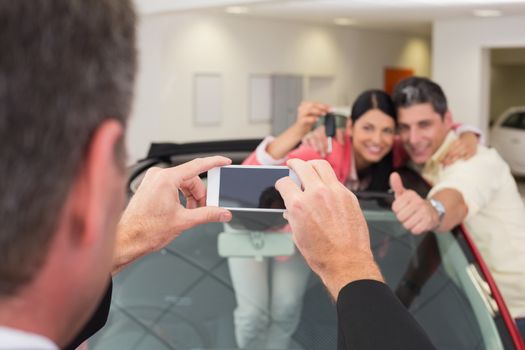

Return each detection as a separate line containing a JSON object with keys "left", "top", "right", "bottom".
{"left": 392, "top": 76, "right": 448, "bottom": 118}
{"left": 0, "top": 0, "right": 136, "bottom": 296}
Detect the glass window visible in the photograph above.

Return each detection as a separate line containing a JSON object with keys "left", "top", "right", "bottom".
{"left": 89, "top": 188, "right": 516, "bottom": 349}
{"left": 501, "top": 112, "right": 525, "bottom": 130}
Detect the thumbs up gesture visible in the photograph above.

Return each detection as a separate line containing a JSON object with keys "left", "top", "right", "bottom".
{"left": 389, "top": 173, "right": 440, "bottom": 235}
{"left": 390, "top": 172, "right": 406, "bottom": 198}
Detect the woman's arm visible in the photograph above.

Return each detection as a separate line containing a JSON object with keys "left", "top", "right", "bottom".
{"left": 266, "top": 101, "right": 330, "bottom": 159}
{"left": 441, "top": 125, "right": 484, "bottom": 166}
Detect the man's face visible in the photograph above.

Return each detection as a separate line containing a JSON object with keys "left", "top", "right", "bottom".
{"left": 397, "top": 103, "right": 452, "bottom": 165}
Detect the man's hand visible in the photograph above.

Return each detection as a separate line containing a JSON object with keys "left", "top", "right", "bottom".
{"left": 390, "top": 173, "right": 440, "bottom": 235}
{"left": 112, "top": 156, "right": 233, "bottom": 274}
{"left": 275, "top": 159, "right": 383, "bottom": 299}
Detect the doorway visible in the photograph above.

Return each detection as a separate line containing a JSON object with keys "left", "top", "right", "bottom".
{"left": 488, "top": 47, "right": 525, "bottom": 197}
{"left": 489, "top": 48, "right": 525, "bottom": 126}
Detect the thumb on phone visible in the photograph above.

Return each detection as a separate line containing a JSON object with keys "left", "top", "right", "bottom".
{"left": 389, "top": 172, "right": 406, "bottom": 198}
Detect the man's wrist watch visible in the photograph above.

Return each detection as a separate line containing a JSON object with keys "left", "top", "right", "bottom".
{"left": 429, "top": 198, "right": 446, "bottom": 224}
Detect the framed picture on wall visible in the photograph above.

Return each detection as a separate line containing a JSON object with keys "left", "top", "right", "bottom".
{"left": 193, "top": 73, "right": 222, "bottom": 126}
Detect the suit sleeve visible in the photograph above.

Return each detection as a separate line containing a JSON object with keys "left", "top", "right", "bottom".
{"left": 65, "top": 279, "right": 113, "bottom": 350}
{"left": 336, "top": 280, "right": 436, "bottom": 350}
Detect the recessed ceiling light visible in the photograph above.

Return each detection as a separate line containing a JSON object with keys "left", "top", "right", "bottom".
{"left": 473, "top": 9, "right": 502, "bottom": 17}
{"left": 334, "top": 18, "right": 355, "bottom": 26}
{"left": 225, "top": 6, "right": 248, "bottom": 15}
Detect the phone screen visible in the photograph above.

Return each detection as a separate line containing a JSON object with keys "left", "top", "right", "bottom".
{"left": 219, "top": 167, "right": 289, "bottom": 209}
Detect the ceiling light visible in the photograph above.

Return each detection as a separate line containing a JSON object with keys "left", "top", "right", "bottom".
{"left": 473, "top": 9, "right": 502, "bottom": 17}
{"left": 225, "top": 6, "right": 248, "bottom": 14}
{"left": 334, "top": 18, "right": 355, "bottom": 26}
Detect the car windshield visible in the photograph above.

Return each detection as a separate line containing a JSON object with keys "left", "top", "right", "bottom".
{"left": 501, "top": 111, "right": 525, "bottom": 130}
{"left": 90, "top": 188, "right": 516, "bottom": 349}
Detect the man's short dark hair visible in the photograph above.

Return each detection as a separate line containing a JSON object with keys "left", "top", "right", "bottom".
{"left": 0, "top": 0, "right": 136, "bottom": 295}
{"left": 392, "top": 76, "right": 448, "bottom": 118}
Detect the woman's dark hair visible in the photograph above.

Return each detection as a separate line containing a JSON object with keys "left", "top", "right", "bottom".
{"left": 350, "top": 90, "right": 396, "bottom": 191}
{"left": 351, "top": 89, "right": 397, "bottom": 123}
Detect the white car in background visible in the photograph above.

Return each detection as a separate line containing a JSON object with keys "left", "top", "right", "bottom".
{"left": 490, "top": 106, "right": 525, "bottom": 176}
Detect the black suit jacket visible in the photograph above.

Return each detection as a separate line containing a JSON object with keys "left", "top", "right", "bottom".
{"left": 337, "top": 280, "right": 436, "bottom": 350}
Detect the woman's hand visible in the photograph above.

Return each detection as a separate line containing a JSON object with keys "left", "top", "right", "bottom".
{"left": 295, "top": 101, "right": 330, "bottom": 133}
{"left": 302, "top": 125, "right": 346, "bottom": 157}
{"left": 440, "top": 132, "right": 478, "bottom": 166}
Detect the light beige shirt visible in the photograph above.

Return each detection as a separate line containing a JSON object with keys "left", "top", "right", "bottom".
{"left": 422, "top": 131, "right": 525, "bottom": 318}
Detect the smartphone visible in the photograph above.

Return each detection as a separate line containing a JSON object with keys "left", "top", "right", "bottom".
{"left": 207, "top": 165, "right": 300, "bottom": 212}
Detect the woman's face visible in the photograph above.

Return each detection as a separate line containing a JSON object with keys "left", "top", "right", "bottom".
{"left": 347, "top": 109, "right": 396, "bottom": 166}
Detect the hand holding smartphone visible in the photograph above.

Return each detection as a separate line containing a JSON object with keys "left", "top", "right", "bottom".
{"left": 207, "top": 165, "right": 300, "bottom": 212}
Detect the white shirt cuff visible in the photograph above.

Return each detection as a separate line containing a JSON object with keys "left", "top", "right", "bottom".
{"left": 455, "top": 124, "right": 485, "bottom": 145}
{"left": 255, "top": 136, "right": 288, "bottom": 165}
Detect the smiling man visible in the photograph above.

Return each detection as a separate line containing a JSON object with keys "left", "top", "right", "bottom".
{"left": 389, "top": 76, "right": 525, "bottom": 336}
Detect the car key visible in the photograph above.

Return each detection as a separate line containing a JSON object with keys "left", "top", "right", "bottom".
{"left": 324, "top": 113, "right": 336, "bottom": 154}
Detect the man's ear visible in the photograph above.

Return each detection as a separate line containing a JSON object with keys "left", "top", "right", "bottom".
{"left": 443, "top": 111, "right": 453, "bottom": 128}
{"left": 67, "top": 120, "right": 125, "bottom": 247}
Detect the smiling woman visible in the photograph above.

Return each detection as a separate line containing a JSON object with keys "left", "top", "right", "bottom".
{"left": 245, "top": 89, "right": 398, "bottom": 192}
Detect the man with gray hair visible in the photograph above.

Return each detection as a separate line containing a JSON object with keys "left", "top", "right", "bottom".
{"left": 0, "top": 1, "right": 233, "bottom": 348}
{"left": 390, "top": 76, "right": 525, "bottom": 337}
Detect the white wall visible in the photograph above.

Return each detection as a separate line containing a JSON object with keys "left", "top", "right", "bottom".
{"left": 432, "top": 16, "right": 525, "bottom": 138}
{"left": 127, "top": 12, "right": 430, "bottom": 162}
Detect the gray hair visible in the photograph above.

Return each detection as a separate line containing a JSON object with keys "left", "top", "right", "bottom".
{"left": 392, "top": 76, "right": 448, "bottom": 118}
{"left": 0, "top": 0, "right": 136, "bottom": 295}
